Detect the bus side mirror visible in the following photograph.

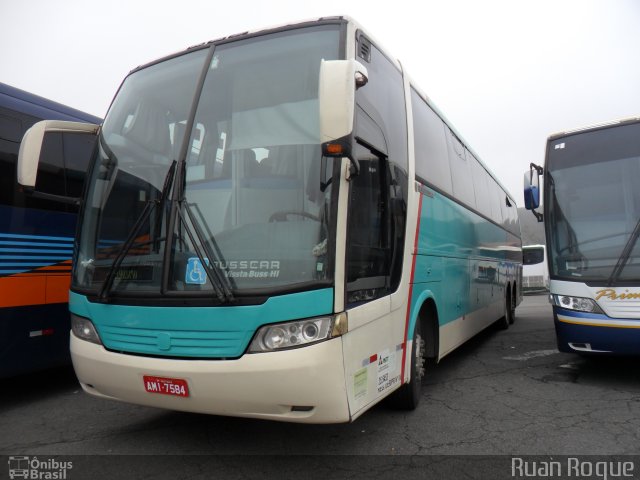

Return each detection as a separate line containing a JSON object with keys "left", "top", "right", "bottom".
{"left": 523, "top": 163, "right": 543, "bottom": 222}
{"left": 18, "top": 120, "right": 99, "bottom": 204}
{"left": 318, "top": 59, "right": 368, "bottom": 176}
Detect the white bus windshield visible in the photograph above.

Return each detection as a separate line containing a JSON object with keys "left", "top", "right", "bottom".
{"left": 73, "top": 25, "right": 342, "bottom": 299}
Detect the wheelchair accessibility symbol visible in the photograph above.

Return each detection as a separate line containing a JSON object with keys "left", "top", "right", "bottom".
{"left": 185, "top": 257, "right": 209, "bottom": 285}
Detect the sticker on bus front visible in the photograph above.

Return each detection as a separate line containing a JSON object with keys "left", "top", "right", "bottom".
{"left": 185, "top": 257, "right": 209, "bottom": 285}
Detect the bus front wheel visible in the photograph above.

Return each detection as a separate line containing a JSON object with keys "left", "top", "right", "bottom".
{"left": 389, "top": 321, "right": 426, "bottom": 410}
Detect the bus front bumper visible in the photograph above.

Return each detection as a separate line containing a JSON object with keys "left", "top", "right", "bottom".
{"left": 71, "top": 333, "right": 351, "bottom": 423}
{"left": 554, "top": 309, "right": 640, "bottom": 355}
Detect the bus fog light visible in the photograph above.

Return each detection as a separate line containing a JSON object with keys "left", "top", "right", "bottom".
{"left": 249, "top": 316, "right": 334, "bottom": 353}
{"left": 71, "top": 314, "right": 102, "bottom": 345}
{"left": 551, "top": 295, "right": 604, "bottom": 314}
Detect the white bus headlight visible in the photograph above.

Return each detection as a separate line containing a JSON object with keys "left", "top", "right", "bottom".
{"left": 71, "top": 313, "right": 103, "bottom": 345}
{"left": 551, "top": 295, "right": 604, "bottom": 314}
{"left": 249, "top": 316, "right": 335, "bottom": 353}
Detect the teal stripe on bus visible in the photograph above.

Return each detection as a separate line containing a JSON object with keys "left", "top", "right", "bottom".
{"left": 69, "top": 288, "right": 334, "bottom": 358}
{"left": 408, "top": 184, "right": 519, "bottom": 331}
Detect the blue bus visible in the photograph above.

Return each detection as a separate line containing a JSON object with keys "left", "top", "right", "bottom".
{"left": 18, "top": 17, "right": 522, "bottom": 422}
{"left": 525, "top": 117, "right": 640, "bottom": 355}
{"left": 0, "top": 83, "right": 100, "bottom": 377}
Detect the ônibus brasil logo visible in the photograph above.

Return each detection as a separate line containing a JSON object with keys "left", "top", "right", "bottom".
{"left": 8, "top": 456, "right": 72, "bottom": 479}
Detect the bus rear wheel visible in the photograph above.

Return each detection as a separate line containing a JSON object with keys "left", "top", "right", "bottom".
{"left": 498, "top": 289, "right": 512, "bottom": 330}
{"left": 509, "top": 285, "right": 517, "bottom": 324}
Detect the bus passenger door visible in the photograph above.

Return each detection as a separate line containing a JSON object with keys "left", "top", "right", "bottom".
{"left": 341, "top": 141, "right": 404, "bottom": 416}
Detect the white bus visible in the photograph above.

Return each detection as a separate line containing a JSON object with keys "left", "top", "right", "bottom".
{"left": 19, "top": 16, "right": 522, "bottom": 423}
{"left": 522, "top": 244, "right": 548, "bottom": 291}
{"left": 525, "top": 117, "right": 640, "bottom": 355}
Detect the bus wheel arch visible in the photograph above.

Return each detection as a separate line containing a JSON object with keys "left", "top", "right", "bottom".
{"left": 388, "top": 297, "right": 439, "bottom": 410}
{"left": 418, "top": 298, "right": 439, "bottom": 361}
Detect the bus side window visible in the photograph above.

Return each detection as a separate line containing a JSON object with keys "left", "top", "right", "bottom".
{"left": 346, "top": 142, "right": 392, "bottom": 305}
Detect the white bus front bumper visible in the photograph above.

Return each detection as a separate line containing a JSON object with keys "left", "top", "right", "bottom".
{"left": 71, "top": 333, "right": 350, "bottom": 424}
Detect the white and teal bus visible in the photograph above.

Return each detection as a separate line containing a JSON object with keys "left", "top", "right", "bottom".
{"left": 18, "top": 17, "right": 522, "bottom": 423}
{"left": 525, "top": 117, "right": 640, "bottom": 355}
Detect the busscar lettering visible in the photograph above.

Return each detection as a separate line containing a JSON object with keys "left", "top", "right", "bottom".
{"left": 213, "top": 260, "right": 281, "bottom": 279}
{"left": 213, "top": 260, "right": 280, "bottom": 270}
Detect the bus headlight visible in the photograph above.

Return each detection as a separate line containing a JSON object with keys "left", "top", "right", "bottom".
{"left": 71, "top": 313, "right": 103, "bottom": 345}
{"left": 248, "top": 315, "right": 345, "bottom": 353}
{"left": 551, "top": 295, "right": 604, "bottom": 314}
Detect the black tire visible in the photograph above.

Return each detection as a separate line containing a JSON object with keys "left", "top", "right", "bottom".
{"left": 389, "top": 321, "right": 425, "bottom": 410}
{"left": 498, "top": 288, "right": 511, "bottom": 330}
{"left": 509, "top": 284, "right": 517, "bottom": 324}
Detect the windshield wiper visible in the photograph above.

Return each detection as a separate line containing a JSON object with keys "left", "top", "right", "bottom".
{"left": 162, "top": 161, "right": 234, "bottom": 303}
{"left": 175, "top": 199, "right": 234, "bottom": 302}
{"left": 98, "top": 200, "right": 155, "bottom": 301}
{"left": 607, "top": 216, "right": 640, "bottom": 287}
{"left": 98, "top": 161, "right": 177, "bottom": 302}
{"left": 153, "top": 160, "right": 178, "bottom": 251}
{"left": 190, "top": 201, "right": 237, "bottom": 292}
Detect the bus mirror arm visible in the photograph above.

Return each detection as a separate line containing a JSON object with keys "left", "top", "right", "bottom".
{"left": 345, "top": 139, "right": 360, "bottom": 178}
{"left": 529, "top": 163, "right": 543, "bottom": 180}
{"left": 349, "top": 156, "right": 360, "bottom": 177}
{"left": 22, "top": 187, "right": 81, "bottom": 207}
{"left": 531, "top": 209, "right": 543, "bottom": 223}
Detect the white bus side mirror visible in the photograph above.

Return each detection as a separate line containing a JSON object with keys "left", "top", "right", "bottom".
{"left": 18, "top": 120, "right": 99, "bottom": 205}
{"left": 318, "top": 59, "right": 368, "bottom": 174}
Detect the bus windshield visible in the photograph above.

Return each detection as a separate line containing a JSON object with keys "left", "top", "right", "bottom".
{"left": 546, "top": 122, "right": 640, "bottom": 284}
{"left": 73, "top": 25, "right": 341, "bottom": 299}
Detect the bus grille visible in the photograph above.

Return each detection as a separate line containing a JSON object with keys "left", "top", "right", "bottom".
{"left": 99, "top": 325, "right": 248, "bottom": 358}
{"left": 597, "top": 299, "right": 640, "bottom": 319}
{"left": 523, "top": 275, "right": 545, "bottom": 288}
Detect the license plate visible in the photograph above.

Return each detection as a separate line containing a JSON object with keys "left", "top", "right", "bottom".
{"left": 143, "top": 375, "right": 189, "bottom": 397}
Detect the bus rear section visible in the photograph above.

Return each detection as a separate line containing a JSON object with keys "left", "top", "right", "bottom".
{"left": 527, "top": 117, "right": 640, "bottom": 354}
{"left": 522, "top": 244, "right": 548, "bottom": 292}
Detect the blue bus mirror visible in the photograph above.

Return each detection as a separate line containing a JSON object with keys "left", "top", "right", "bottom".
{"left": 523, "top": 163, "right": 543, "bottom": 221}
{"left": 524, "top": 185, "right": 540, "bottom": 210}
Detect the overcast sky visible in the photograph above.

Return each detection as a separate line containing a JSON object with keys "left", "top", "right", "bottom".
{"left": 1, "top": 0, "right": 639, "bottom": 202}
